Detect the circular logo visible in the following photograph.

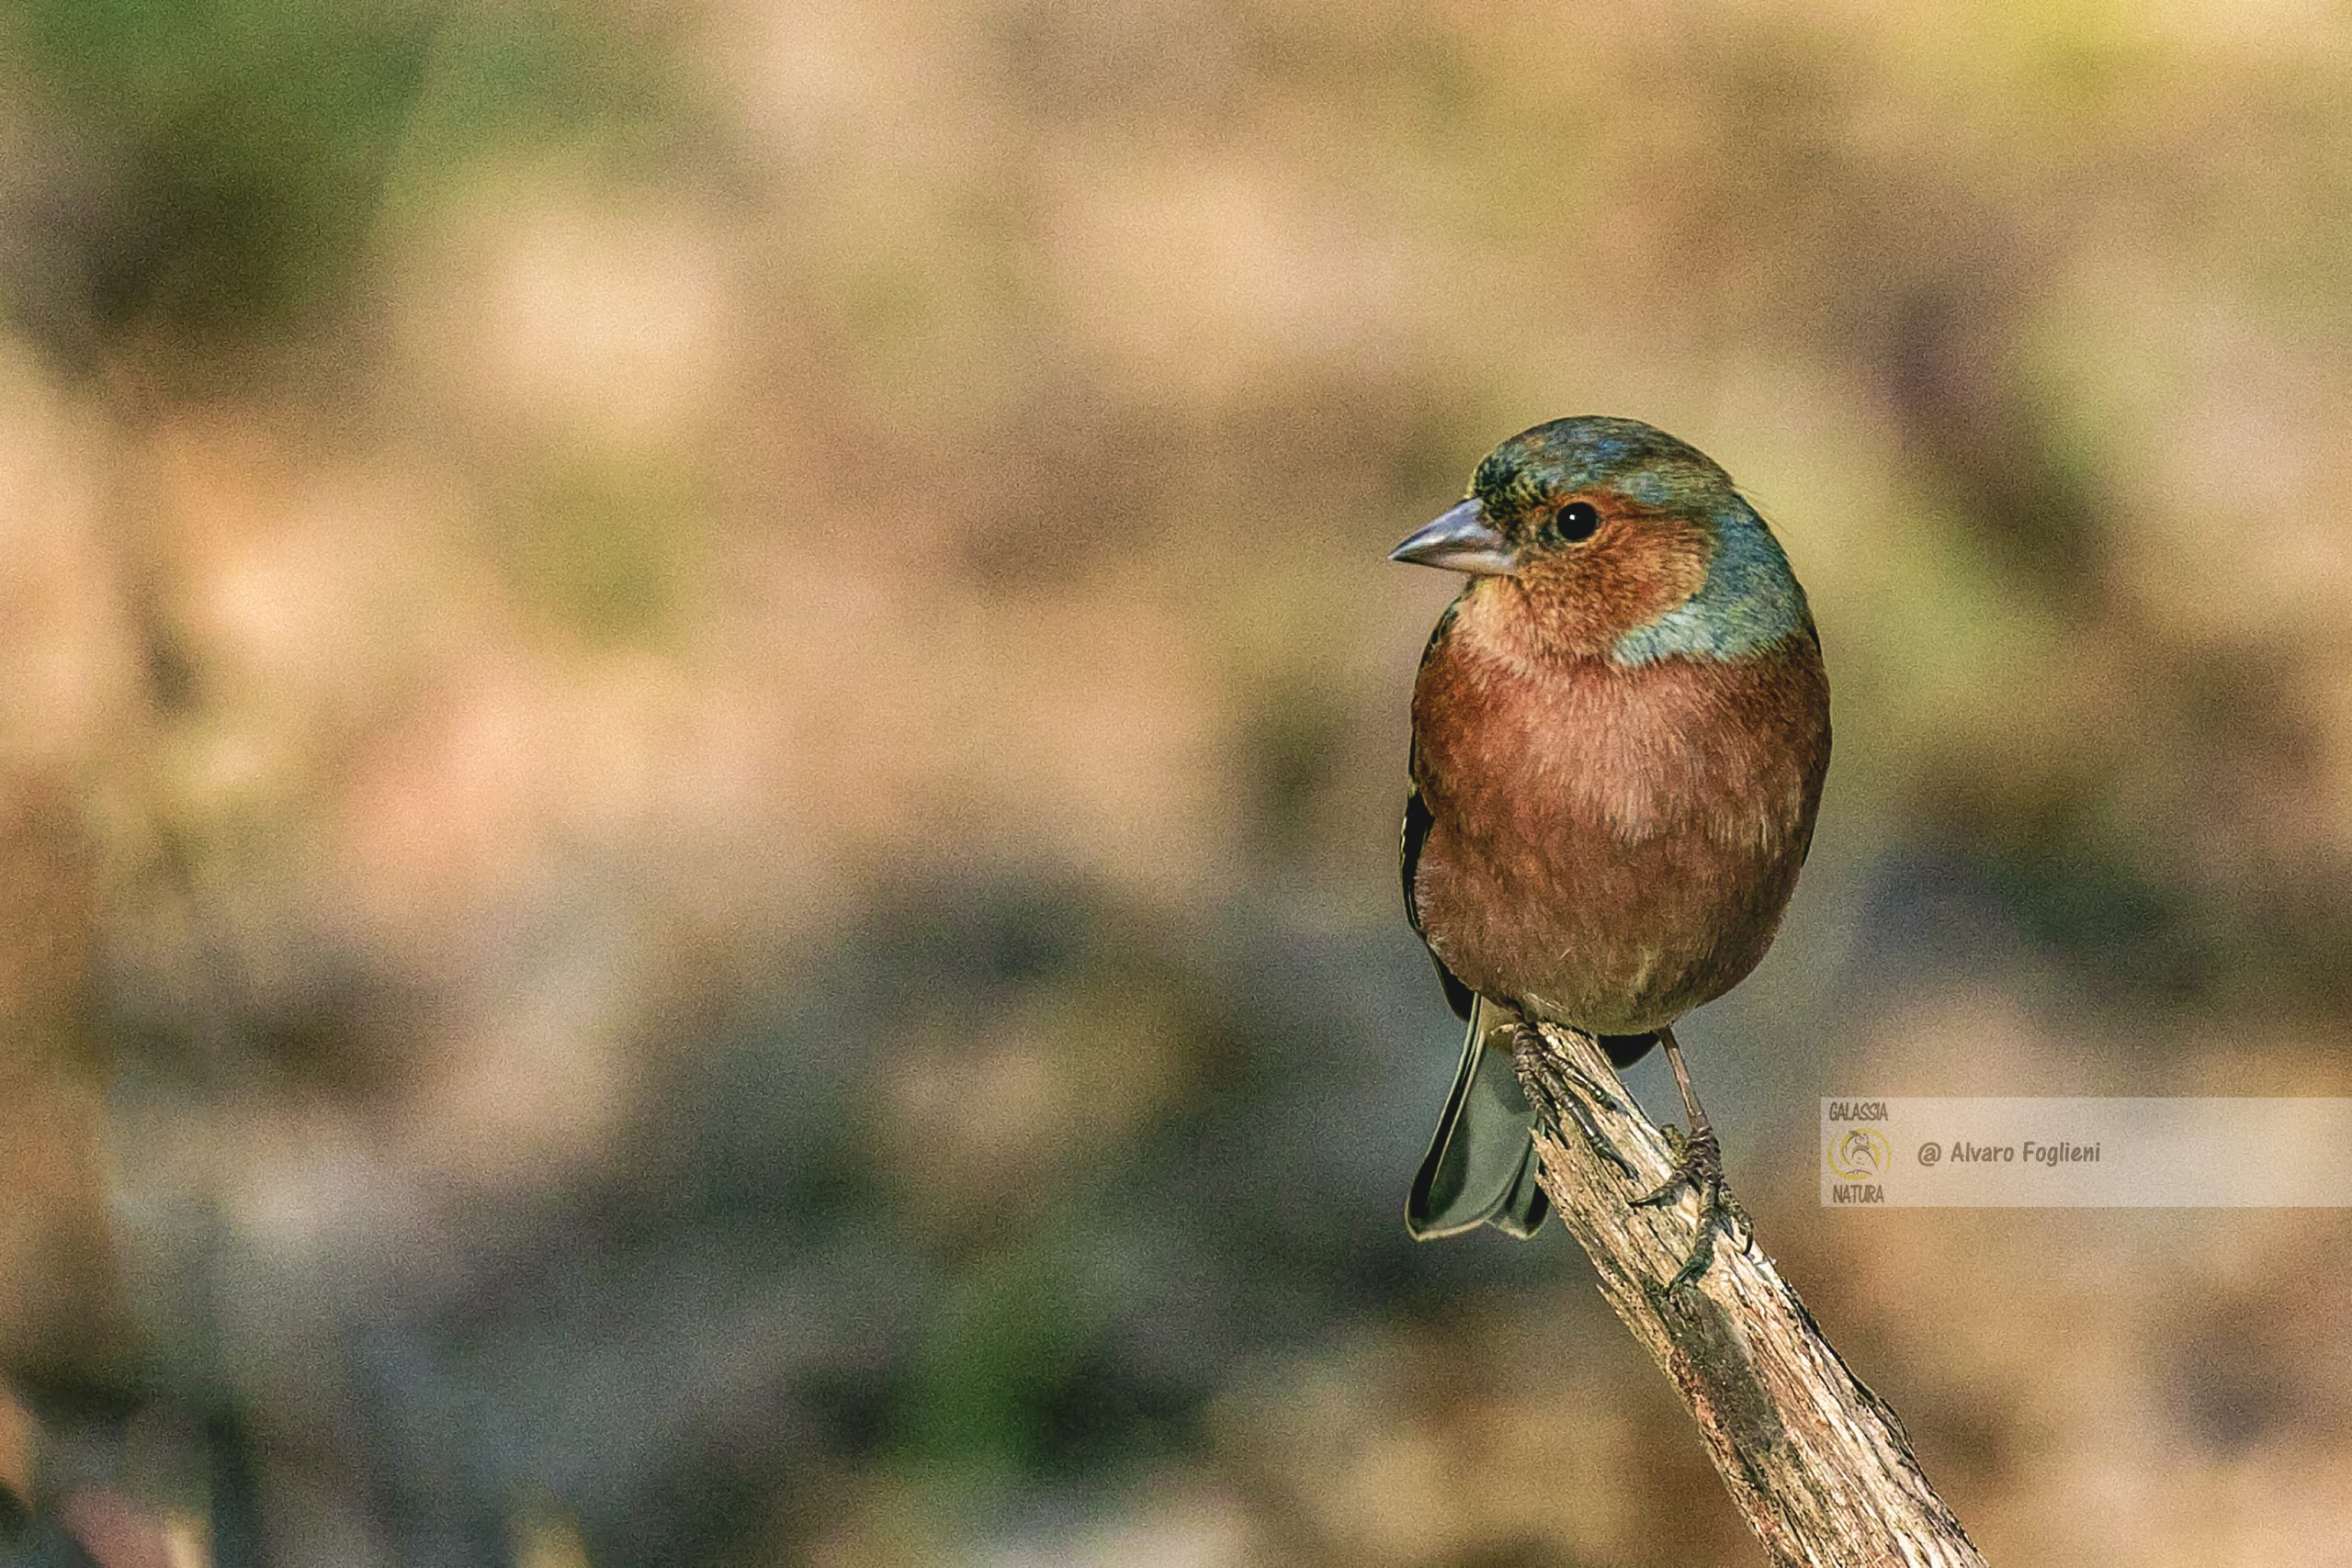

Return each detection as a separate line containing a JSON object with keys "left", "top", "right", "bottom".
{"left": 1826, "top": 1126, "right": 1890, "bottom": 1179}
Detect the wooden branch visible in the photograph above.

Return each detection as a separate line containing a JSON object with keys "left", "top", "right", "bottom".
{"left": 1511, "top": 1023, "right": 1985, "bottom": 1568}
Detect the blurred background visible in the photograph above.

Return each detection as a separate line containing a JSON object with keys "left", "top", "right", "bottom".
{"left": 3, "top": 1, "right": 2351, "bottom": 1563}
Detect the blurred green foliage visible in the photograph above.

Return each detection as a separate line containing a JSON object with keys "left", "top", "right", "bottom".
{"left": 5, "top": 0, "right": 684, "bottom": 354}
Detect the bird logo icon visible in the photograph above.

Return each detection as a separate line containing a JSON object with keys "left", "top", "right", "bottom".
{"left": 1827, "top": 1128, "right": 1890, "bottom": 1180}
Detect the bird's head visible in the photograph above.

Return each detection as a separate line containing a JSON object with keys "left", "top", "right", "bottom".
{"left": 1390, "top": 416, "right": 1806, "bottom": 663}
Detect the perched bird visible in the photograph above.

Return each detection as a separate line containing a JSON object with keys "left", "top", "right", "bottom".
{"left": 1391, "top": 416, "right": 1830, "bottom": 1283}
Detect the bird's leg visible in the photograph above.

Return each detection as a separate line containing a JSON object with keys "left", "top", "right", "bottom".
{"left": 1510, "top": 1022, "right": 1636, "bottom": 1180}
{"left": 1631, "top": 1026, "right": 1749, "bottom": 1290}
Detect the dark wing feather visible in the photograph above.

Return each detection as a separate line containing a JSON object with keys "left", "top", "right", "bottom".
{"left": 1403, "top": 599, "right": 1475, "bottom": 1021}
{"left": 1401, "top": 781, "right": 1475, "bottom": 1020}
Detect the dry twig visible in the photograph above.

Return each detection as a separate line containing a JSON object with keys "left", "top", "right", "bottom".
{"left": 1512, "top": 1023, "right": 1985, "bottom": 1568}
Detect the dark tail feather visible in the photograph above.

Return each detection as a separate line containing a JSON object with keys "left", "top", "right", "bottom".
{"left": 1599, "top": 1031, "right": 1657, "bottom": 1068}
{"left": 1407, "top": 998, "right": 1550, "bottom": 1241}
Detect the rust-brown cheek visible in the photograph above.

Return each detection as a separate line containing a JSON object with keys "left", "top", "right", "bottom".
{"left": 1499, "top": 510, "right": 1713, "bottom": 660}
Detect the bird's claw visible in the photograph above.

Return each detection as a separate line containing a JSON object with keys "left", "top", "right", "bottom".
{"left": 1510, "top": 1024, "right": 1637, "bottom": 1180}
{"left": 1632, "top": 1123, "right": 1748, "bottom": 1291}
{"left": 1555, "top": 1085, "right": 1639, "bottom": 1183}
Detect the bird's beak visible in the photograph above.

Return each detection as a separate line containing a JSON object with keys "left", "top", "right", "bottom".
{"left": 1388, "top": 499, "right": 1518, "bottom": 576}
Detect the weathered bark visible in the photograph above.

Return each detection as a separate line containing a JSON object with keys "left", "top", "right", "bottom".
{"left": 1513, "top": 1024, "right": 1985, "bottom": 1568}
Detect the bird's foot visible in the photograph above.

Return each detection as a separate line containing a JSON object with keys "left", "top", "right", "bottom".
{"left": 1510, "top": 1024, "right": 1636, "bottom": 1181}
{"left": 1632, "top": 1123, "right": 1748, "bottom": 1291}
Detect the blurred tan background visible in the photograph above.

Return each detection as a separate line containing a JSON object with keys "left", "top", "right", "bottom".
{"left": 4, "top": 1, "right": 2352, "bottom": 1563}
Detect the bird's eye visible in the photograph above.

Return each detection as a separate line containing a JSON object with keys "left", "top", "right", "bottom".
{"left": 1545, "top": 501, "right": 1601, "bottom": 545}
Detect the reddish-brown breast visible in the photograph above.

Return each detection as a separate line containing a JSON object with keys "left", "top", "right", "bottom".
{"left": 1408, "top": 584, "right": 1830, "bottom": 1034}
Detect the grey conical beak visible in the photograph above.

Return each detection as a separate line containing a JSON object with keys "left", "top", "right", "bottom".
{"left": 1388, "top": 499, "right": 1518, "bottom": 576}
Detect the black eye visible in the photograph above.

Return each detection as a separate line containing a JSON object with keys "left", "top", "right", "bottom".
{"left": 1546, "top": 501, "right": 1601, "bottom": 545}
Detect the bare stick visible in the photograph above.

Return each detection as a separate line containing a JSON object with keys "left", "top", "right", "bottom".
{"left": 1512, "top": 1023, "right": 1985, "bottom": 1568}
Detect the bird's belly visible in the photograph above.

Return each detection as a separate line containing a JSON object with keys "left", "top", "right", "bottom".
{"left": 1408, "top": 638, "right": 1827, "bottom": 1032}
{"left": 1415, "top": 811, "right": 1803, "bottom": 1033}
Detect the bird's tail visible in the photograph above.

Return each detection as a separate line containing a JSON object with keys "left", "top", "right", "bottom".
{"left": 1406, "top": 997, "right": 1549, "bottom": 1240}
